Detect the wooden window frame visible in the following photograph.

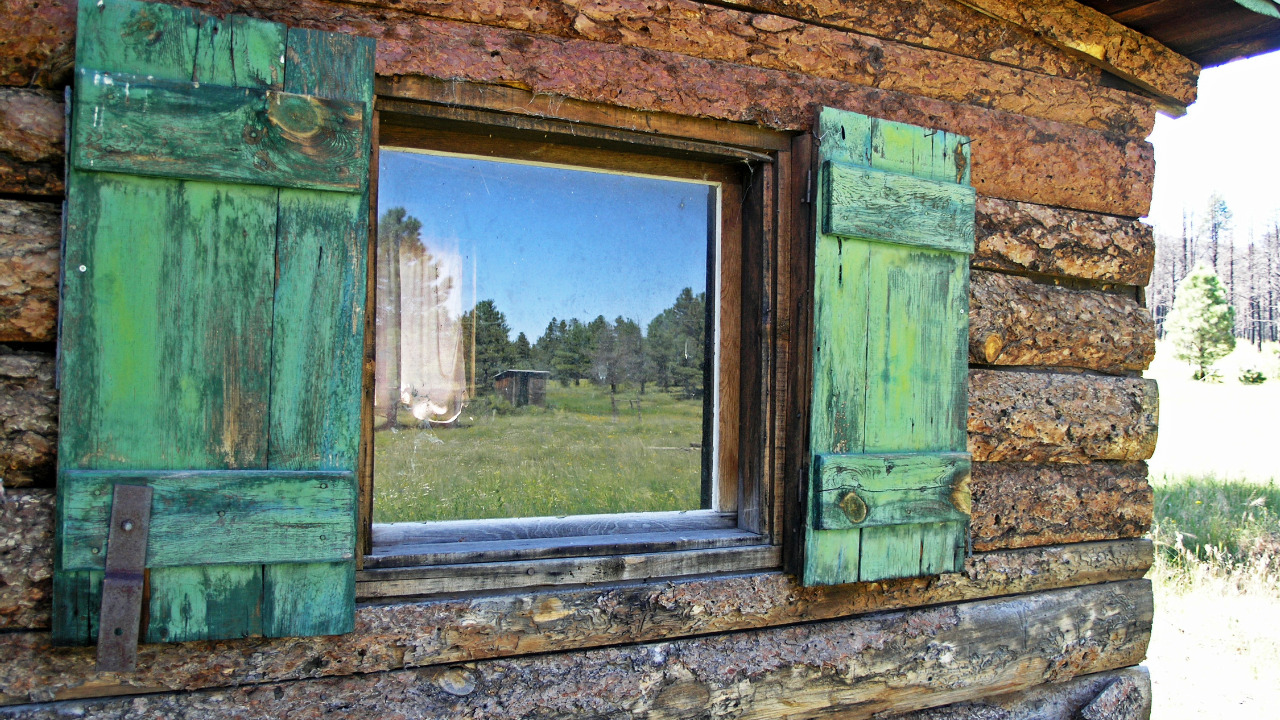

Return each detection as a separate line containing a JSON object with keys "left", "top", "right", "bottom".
{"left": 356, "top": 86, "right": 793, "bottom": 598}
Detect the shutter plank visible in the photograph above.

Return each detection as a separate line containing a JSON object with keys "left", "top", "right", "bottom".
{"left": 823, "top": 162, "right": 975, "bottom": 254}
{"left": 259, "top": 26, "right": 375, "bottom": 637}
{"left": 60, "top": 173, "right": 276, "bottom": 471}
{"left": 147, "top": 565, "right": 262, "bottom": 643}
{"left": 60, "top": 470, "right": 357, "bottom": 569}
{"left": 859, "top": 523, "right": 924, "bottom": 581}
{"left": 73, "top": 72, "right": 368, "bottom": 191}
{"left": 75, "top": 0, "right": 200, "bottom": 83}
{"left": 263, "top": 562, "right": 356, "bottom": 637}
{"left": 862, "top": 244, "right": 969, "bottom": 453}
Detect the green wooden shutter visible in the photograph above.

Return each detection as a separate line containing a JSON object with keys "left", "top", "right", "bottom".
{"left": 53, "top": 0, "right": 374, "bottom": 644}
{"left": 802, "top": 107, "right": 974, "bottom": 586}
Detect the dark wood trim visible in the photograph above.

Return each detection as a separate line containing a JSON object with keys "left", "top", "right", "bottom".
{"left": 356, "top": 544, "right": 783, "bottom": 598}
{"left": 363, "top": 98, "right": 788, "bottom": 583}
{"left": 781, "top": 130, "right": 818, "bottom": 574}
{"left": 375, "top": 76, "right": 793, "bottom": 152}
{"left": 356, "top": 111, "right": 380, "bottom": 566}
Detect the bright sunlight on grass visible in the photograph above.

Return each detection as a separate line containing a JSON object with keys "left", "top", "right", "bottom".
{"left": 1144, "top": 341, "right": 1280, "bottom": 719}
{"left": 373, "top": 383, "right": 704, "bottom": 523}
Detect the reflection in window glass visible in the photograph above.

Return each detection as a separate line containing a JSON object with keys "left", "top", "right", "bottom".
{"left": 373, "top": 148, "right": 717, "bottom": 523}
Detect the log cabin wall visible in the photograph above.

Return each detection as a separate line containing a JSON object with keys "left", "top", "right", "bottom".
{"left": 0, "top": 0, "right": 1188, "bottom": 717}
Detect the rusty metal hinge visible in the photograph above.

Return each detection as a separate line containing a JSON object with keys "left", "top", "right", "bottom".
{"left": 96, "top": 484, "right": 152, "bottom": 672}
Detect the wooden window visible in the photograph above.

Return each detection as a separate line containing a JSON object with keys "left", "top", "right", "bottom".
{"left": 357, "top": 99, "right": 786, "bottom": 594}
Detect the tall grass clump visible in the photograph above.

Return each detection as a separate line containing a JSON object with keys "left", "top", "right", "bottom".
{"left": 1150, "top": 474, "right": 1280, "bottom": 596}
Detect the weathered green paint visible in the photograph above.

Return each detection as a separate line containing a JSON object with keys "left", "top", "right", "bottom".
{"left": 803, "top": 107, "right": 974, "bottom": 586}
{"left": 815, "top": 453, "right": 971, "bottom": 531}
{"left": 56, "top": 0, "right": 372, "bottom": 644}
{"left": 147, "top": 565, "right": 262, "bottom": 643}
{"left": 264, "top": 562, "right": 356, "bottom": 637}
{"left": 73, "top": 71, "right": 367, "bottom": 191}
{"left": 60, "top": 470, "right": 357, "bottom": 570}
{"left": 823, "top": 162, "right": 975, "bottom": 254}
{"left": 59, "top": 173, "right": 277, "bottom": 471}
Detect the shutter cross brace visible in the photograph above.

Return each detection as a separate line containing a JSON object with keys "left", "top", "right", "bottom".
{"left": 95, "top": 484, "right": 153, "bottom": 672}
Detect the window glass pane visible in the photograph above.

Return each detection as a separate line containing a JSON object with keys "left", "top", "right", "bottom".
{"left": 374, "top": 148, "right": 716, "bottom": 523}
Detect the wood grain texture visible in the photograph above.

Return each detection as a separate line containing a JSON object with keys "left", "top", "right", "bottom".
{"left": 0, "top": 346, "right": 58, "bottom": 488}
{"left": 884, "top": 666, "right": 1150, "bottom": 720}
{"left": 969, "top": 270, "right": 1156, "bottom": 374}
{"left": 0, "top": 89, "right": 64, "bottom": 197}
{"left": 147, "top": 565, "right": 262, "bottom": 643}
{"left": 956, "top": 0, "right": 1199, "bottom": 106}
{"left": 0, "top": 539, "right": 1153, "bottom": 704}
{"left": 815, "top": 453, "right": 970, "bottom": 531}
{"left": 824, "top": 161, "right": 976, "bottom": 253}
{"left": 59, "top": 172, "right": 278, "bottom": 472}
{"left": 971, "top": 461, "right": 1152, "bottom": 552}
{"left": 0, "top": 582, "right": 1153, "bottom": 719}
{"left": 0, "top": 201, "right": 60, "bottom": 343}
{"left": 72, "top": 72, "right": 367, "bottom": 191}
{"left": 968, "top": 370, "right": 1159, "bottom": 463}
{"left": 0, "top": 488, "right": 54, "bottom": 631}
{"left": 974, "top": 197, "right": 1155, "bottom": 285}
{"left": 59, "top": 470, "right": 357, "bottom": 570}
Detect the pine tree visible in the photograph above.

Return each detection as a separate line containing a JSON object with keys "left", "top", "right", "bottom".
{"left": 1165, "top": 261, "right": 1236, "bottom": 380}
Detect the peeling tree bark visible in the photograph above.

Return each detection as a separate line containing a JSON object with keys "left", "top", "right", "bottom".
{"left": 0, "top": 582, "right": 1153, "bottom": 719}
{"left": 969, "top": 271, "right": 1155, "bottom": 374}
{"left": 0, "top": 345, "right": 57, "bottom": 488}
{"left": 194, "top": 0, "right": 1155, "bottom": 216}
{"left": 0, "top": 488, "right": 52, "bottom": 632}
{"left": 970, "top": 461, "right": 1153, "bottom": 551}
{"left": 0, "top": 89, "right": 63, "bottom": 197}
{"left": 974, "top": 197, "right": 1155, "bottom": 284}
{"left": 0, "top": 539, "right": 1152, "bottom": 704}
{"left": 0, "top": 201, "right": 60, "bottom": 343}
{"left": 955, "top": 0, "right": 1199, "bottom": 106}
{"left": 968, "top": 370, "right": 1159, "bottom": 463}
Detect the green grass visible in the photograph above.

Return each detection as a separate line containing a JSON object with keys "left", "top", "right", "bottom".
{"left": 373, "top": 383, "right": 704, "bottom": 523}
{"left": 1151, "top": 474, "right": 1280, "bottom": 592}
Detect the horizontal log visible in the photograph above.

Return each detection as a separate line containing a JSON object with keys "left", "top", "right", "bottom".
{"left": 0, "top": 581, "right": 1153, "bottom": 719}
{"left": 0, "top": 89, "right": 63, "bottom": 197}
{"left": 0, "top": 489, "right": 53, "bottom": 631}
{"left": 970, "top": 461, "right": 1152, "bottom": 551}
{"left": 352, "top": 0, "right": 1152, "bottom": 136}
{"left": 204, "top": 0, "right": 1155, "bottom": 216}
{"left": 967, "top": 370, "right": 1159, "bottom": 463}
{"left": 974, "top": 196, "right": 1155, "bottom": 285}
{"left": 956, "top": 0, "right": 1198, "bottom": 107}
{"left": 715, "top": 0, "right": 1102, "bottom": 81}
{"left": 0, "top": 346, "right": 57, "bottom": 488}
{"left": 969, "top": 270, "right": 1155, "bottom": 374}
{"left": 0, "top": 3, "right": 1156, "bottom": 214}
{"left": 0, "top": 539, "right": 1152, "bottom": 704}
{"left": 0, "top": 200, "right": 59, "bottom": 343}
{"left": 886, "top": 666, "right": 1150, "bottom": 720}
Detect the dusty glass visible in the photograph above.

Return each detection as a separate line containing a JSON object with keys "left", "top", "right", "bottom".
{"left": 373, "top": 148, "right": 717, "bottom": 523}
